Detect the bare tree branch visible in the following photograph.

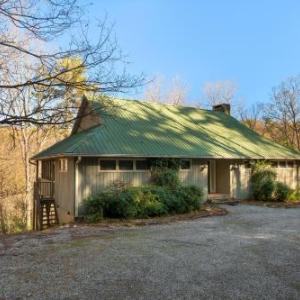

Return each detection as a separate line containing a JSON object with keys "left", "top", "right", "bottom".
{"left": 0, "top": 1, "right": 145, "bottom": 125}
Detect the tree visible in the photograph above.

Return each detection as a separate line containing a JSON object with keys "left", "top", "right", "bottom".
{"left": 264, "top": 76, "right": 300, "bottom": 150}
{"left": 166, "top": 76, "right": 187, "bottom": 105}
{"left": 144, "top": 75, "right": 164, "bottom": 103}
{"left": 3, "top": 52, "right": 83, "bottom": 230}
{"left": 202, "top": 80, "right": 237, "bottom": 106}
{"left": 144, "top": 75, "right": 187, "bottom": 105}
{"left": 237, "top": 101, "right": 265, "bottom": 130}
{"left": 0, "top": 1, "right": 144, "bottom": 125}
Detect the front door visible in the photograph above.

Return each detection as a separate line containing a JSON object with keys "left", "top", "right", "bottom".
{"left": 208, "top": 160, "right": 230, "bottom": 194}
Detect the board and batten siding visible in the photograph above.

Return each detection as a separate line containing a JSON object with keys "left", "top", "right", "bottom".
{"left": 230, "top": 161, "right": 300, "bottom": 200}
{"left": 276, "top": 165, "right": 299, "bottom": 189}
{"left": 54, "top": 157, "right": 75, "bottom": 223}
{"left": 76, "top": 158, "right": 208, "bottom": 216}
{"left": 230, "top": 163, "right": 252, "bottom": 200}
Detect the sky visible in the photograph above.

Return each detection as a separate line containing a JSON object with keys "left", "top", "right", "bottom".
{"left": 87, "top": 0, "right": 300, "bottom": 107}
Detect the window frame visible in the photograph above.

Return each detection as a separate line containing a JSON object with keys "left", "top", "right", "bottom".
{"left": 118, "top": 159, "right": 134, "bottom": 171}
{"left": 278, "top": 161, "right": 287, "bottom": 168}
{"left": 135, "top": 159, "right": 150, "bottom": 171}
{"left": 98, "top": 159, "right": 117, "bottom": 171}
{"left": 59, "top": 158, "right": 68, "bottom": 173}
{"left": 98, "top": 158, "right": 151, "bottom": 172}
{"left": 179, "top": 159, "right": 192, "bottom": 170}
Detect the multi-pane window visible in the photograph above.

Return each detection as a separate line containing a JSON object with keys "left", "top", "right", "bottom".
{"left": 119, "top": 160, "right": 134, "bottom": 170}
{"left": 98, "top": 159, "right": 151, "bottom": 171}
{"left": 136, "top": 160, "right": 150, "bottom": 170}
{"left": 59, "top": 158, "right": 68, "bottom": 172}
{"left": 270, "top": 161, "right": 278, "bottom": 168}
{"left": 180, "top": 159, "right": 191, "bottom": 170}
{"left": 41, "top": 160, "right": 55, "bottom": 180}
{"left": 99, "top": 160, "right": 117, "bottom": 170}
{"left": 279, "top": 161, "right": 286, "bottom": 168}
{"left": 287, "top": 161, "right": 294, "bottom": 168}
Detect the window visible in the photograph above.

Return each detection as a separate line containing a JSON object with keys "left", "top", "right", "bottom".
{"left": 136, "top": 160, "right": 150, "bottom": 170}
{"left": 99, "top": 160, "right": 116, "bottom": 171}
{"left": 42, "top": 160, "right": 55, "bottom": 180}
{"left": 279, "top": 161, "right": 286, "bottom": 168}
{"left": 180, "top": 159, "right": 191, "bottom": 170}
{"left": 119, "top": 160, "right": 134, "bottom": 170}
{"left": 59, "top": 158, "right": 68, "bottom": 172}
{"left": 244, "top": 162, "right": 251, "bottom": 169}
{"left": 287, "top": 161, "right": 294, "bottom": 168}
{"left": 270, "top": 161, "right": 278, "bottom": 168}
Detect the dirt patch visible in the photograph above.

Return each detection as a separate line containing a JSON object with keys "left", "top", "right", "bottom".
{"left": 240, "top": 200, "right": 300, "bottom": 208}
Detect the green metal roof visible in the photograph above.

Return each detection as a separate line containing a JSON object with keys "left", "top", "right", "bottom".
{"left": 33, "top": 98, "right": 300, "bottom": 160}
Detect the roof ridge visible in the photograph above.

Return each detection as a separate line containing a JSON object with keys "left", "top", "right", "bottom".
{"left": 88, "top": 96, "right": 214, "bottom": 113}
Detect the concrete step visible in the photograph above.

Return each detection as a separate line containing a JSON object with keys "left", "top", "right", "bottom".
{"left": 207, "top": 193, "right": 239, "bottom": 205}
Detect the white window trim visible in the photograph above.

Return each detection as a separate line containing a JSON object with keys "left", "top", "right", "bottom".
{"left": 98, "top": 158, "right": 151, "bottom": 173}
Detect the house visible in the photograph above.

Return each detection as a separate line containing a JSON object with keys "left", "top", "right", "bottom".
{"left": 32, "top": 96, "right": 300, "bottom": 228}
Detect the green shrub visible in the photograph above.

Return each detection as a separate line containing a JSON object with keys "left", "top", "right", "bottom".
{"left": 288, "top": 188, "right": 300, "bottom": 202}
{"left": 151, "top": 168, "right": 179, "bottom": 188}
{"left": 178, "top": 185, "right": 203, "bottom": 212}
{"left": 274, "top": 182, "right": 292, "bottom": 202}
{"left": 83, "top": 184, "right": 204, "bottom": 221}
{"left": 83, "top": 194, "right": 105, "bottom": 221}
{"left": 250, "top": 162, "right": 276, "bottom": 201}
{"left": 104, "top": 189, "right": 138, "bottom": 218}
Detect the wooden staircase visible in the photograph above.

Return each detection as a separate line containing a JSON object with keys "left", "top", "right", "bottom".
{"left": 34, "top": 180, "right": 59, "bottom": 230}
{"left": 40, "top": 199, "right": 59, "bottom": 230}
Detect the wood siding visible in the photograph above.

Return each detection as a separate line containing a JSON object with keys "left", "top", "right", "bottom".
{"left": 54, "top": 158, "right": 75, "bottom": 223}
{"left": 276, "top": 165, "right": 299, "bottom": 189}
{"left": 76, "top": 158, "right": 208, "bottom": 215}
{"left": 230, "top": 163, "right": 252, "bottom": 199}
{"left": 230, "top": 161, "right": 299, "bottom": 200}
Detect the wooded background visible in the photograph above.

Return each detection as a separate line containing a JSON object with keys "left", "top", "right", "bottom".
{"left": 1, "top": 1, "right": 300, "bottom": 233}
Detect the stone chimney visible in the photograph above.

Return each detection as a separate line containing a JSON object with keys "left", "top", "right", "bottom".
{"left": 212, "top": 103, "right": 231, "bottom": 115}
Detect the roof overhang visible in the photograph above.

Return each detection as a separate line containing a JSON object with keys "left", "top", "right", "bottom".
{"left": 31, "top": 153, "right": 300, "bottom": 161}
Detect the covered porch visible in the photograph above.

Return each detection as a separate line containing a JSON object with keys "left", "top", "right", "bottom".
{"left": 206, "top": 159, "right": 252, "bottom": 202}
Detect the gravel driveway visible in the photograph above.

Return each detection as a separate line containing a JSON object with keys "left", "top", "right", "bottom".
{"left": 0, "top": 205, "right": 300, "bottom": 300}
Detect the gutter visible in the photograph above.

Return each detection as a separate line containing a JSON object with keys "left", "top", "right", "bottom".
{"left": 74, "top": 156, "right": 82, "bottom": 217}
{"left": 31, "top": 153, "right": 300, "bottom": 161}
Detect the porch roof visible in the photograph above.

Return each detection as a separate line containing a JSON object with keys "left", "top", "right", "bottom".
{"left": 33, "top": 98, "right": 300, "bottom": 160}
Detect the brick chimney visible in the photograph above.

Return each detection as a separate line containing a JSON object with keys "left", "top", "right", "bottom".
{"left": 212, "top": 103, "right": 231, "bottom": 115}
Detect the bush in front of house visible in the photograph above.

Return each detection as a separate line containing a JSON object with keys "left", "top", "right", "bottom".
{"left": 250, "top": 161, "right": 291, "bottom": 202}
{"left": 288, "top": 188, "right": 300, "bottom": 202}
{"left": 84, "top": 159, "right": 204, "bottom": 221}
{"left": 83, "top": 184, "right": 204, "bottom": 221}
{"left": 151, "top": 167, "right": 180, "bottom": 189}
{"left": 251, "top": 162, "right": 276, "bottom": 201}
{"left": 274, "top": 182, "right": 292, "bottom": 202}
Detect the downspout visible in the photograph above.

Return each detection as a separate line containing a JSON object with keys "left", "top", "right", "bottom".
{"left": 75, "top": 156, "right": 82, "bottom": 217}
{"left": 29, "top": 159, "right": 38, "bottom": 230}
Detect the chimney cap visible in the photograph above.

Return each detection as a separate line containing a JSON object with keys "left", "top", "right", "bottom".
{"left": 212, "top": 103, "right": 231, "bottom": 115}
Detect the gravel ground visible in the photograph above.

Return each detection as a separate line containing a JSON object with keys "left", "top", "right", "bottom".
{"left": 0, "top": 205, "right": 300, "bottom": 300}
